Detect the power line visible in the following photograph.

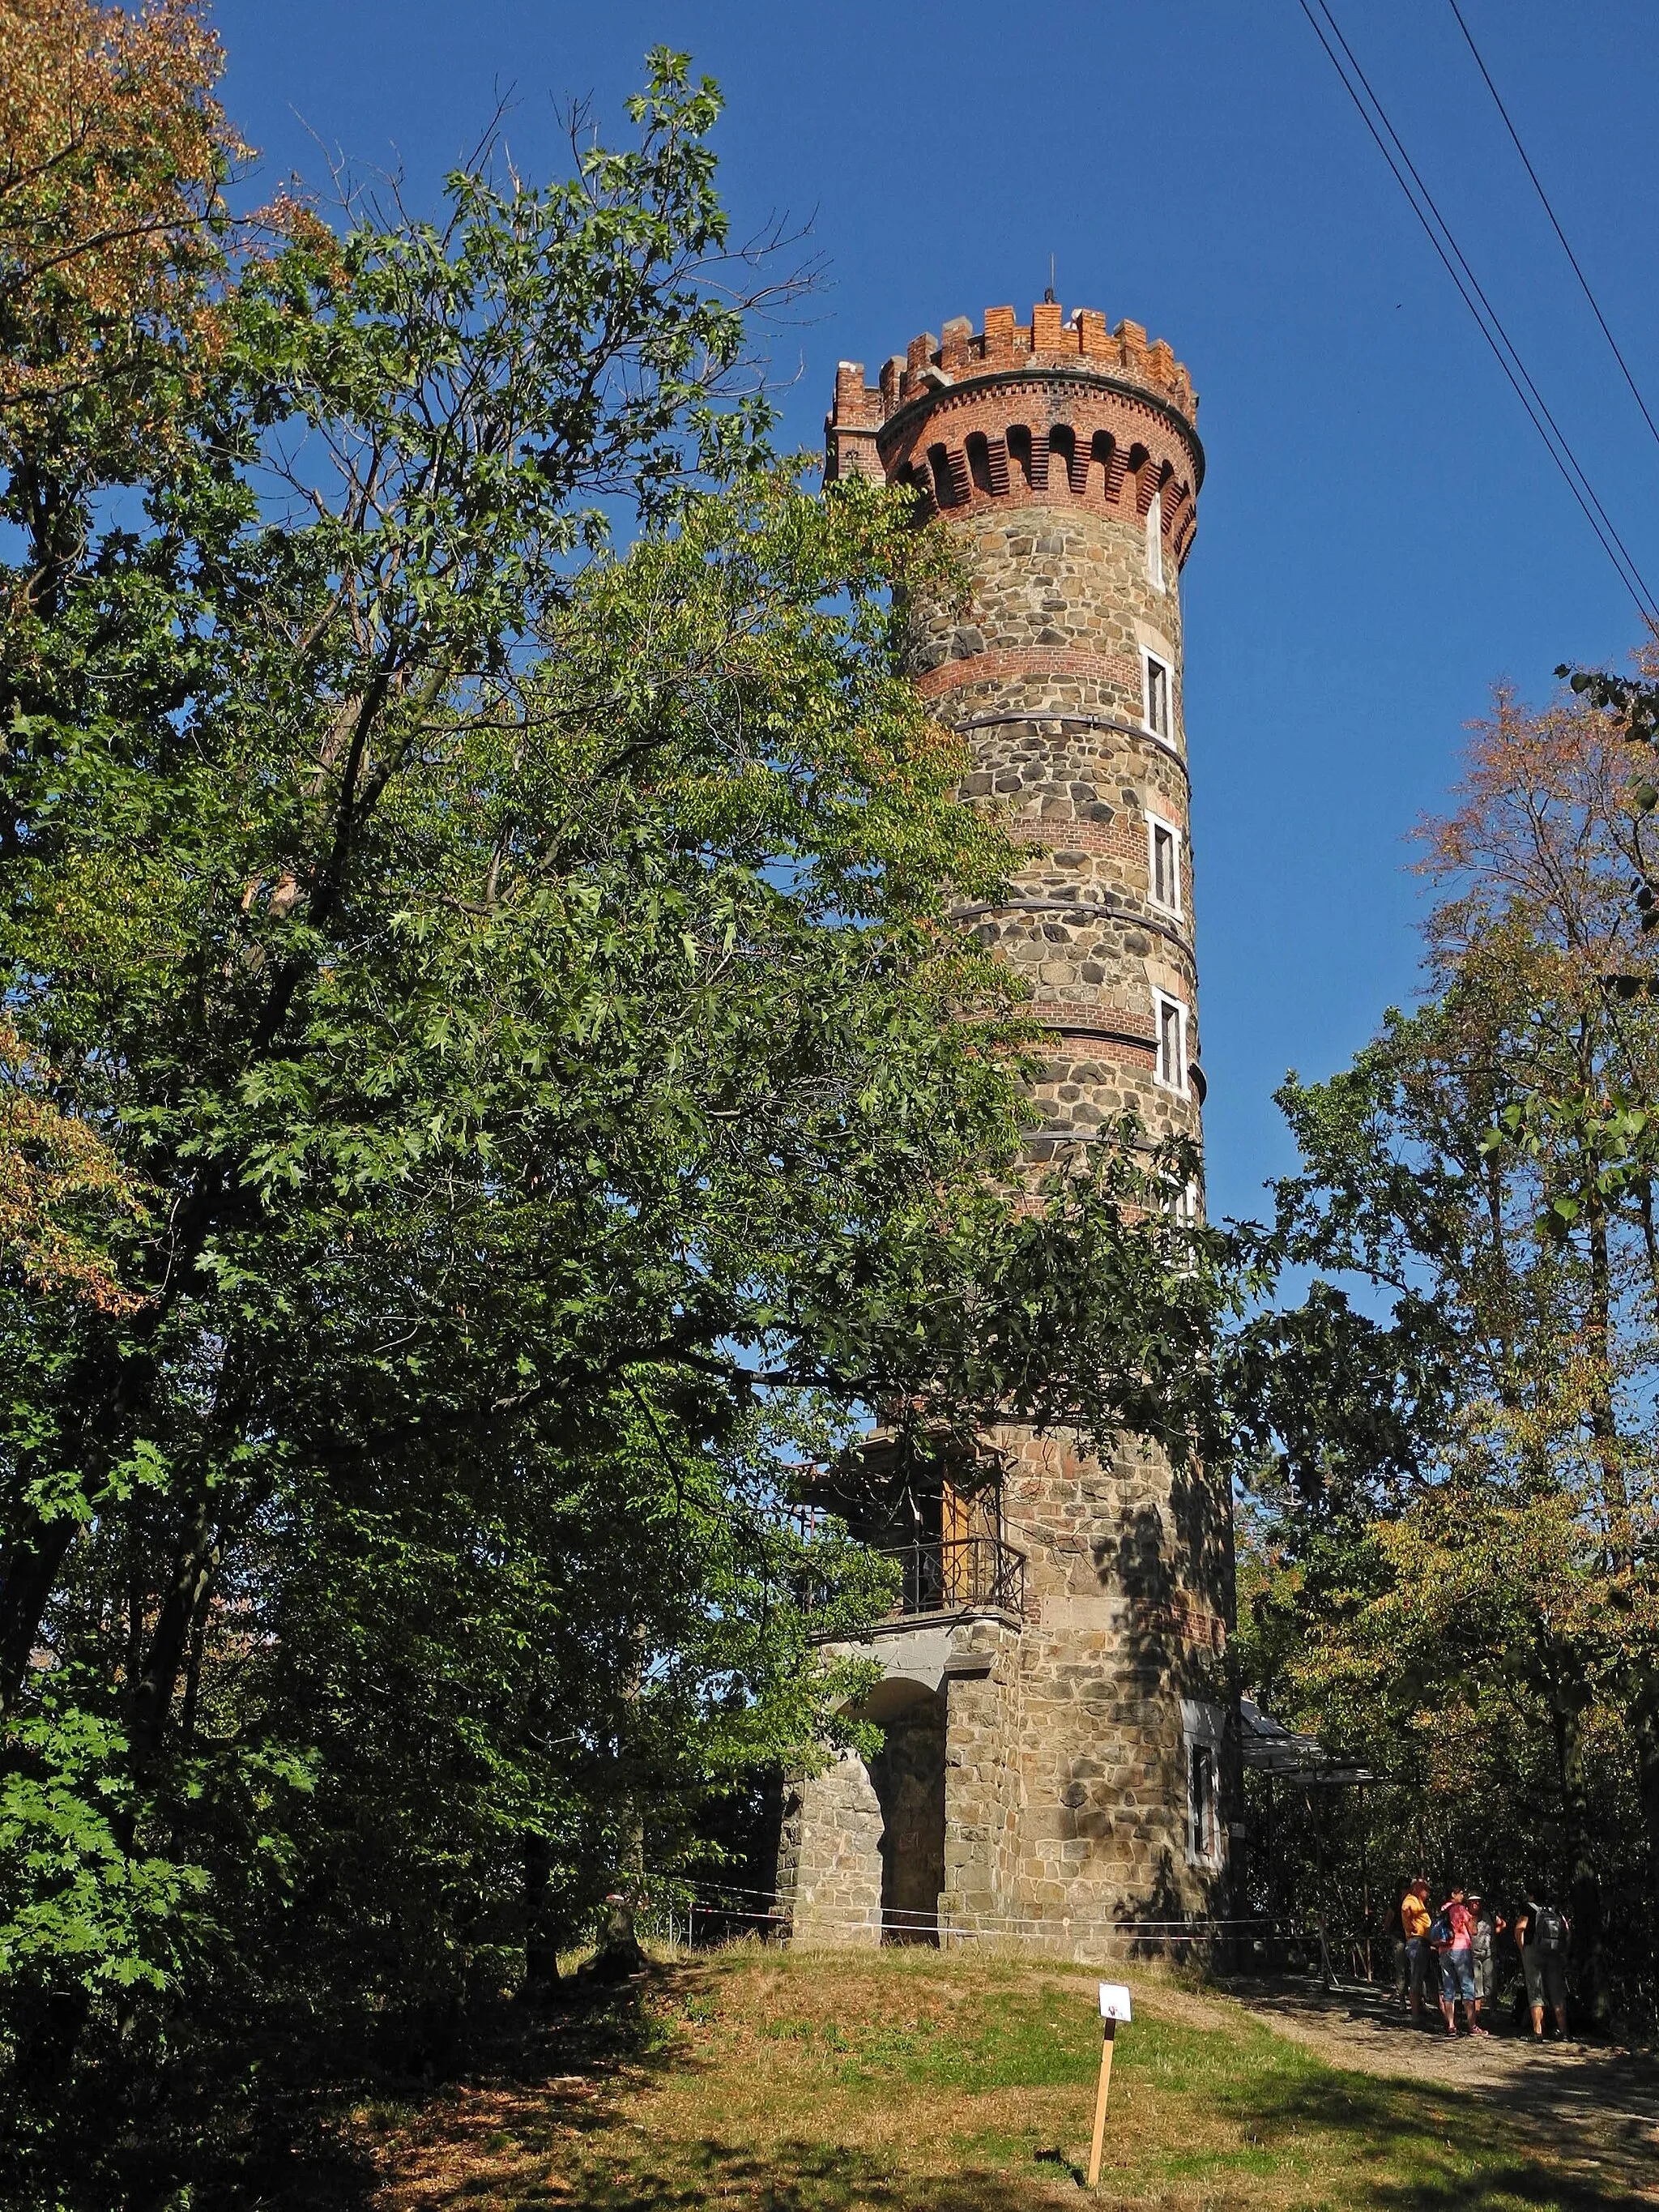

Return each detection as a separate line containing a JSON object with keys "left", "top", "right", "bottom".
{"left": 1303, "top": 0, "right": 1658, "bottom": 625}
{"left": 1445, "top": 0, "right": 1659, "bottom": 465}
{"left": 1296, "top": 0, "right": 1659, "bottom": 629}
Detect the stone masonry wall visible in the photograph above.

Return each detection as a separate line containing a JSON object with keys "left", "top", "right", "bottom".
{"left": 996, "top": 1425, "right": 1231, "bottom": 1949}
{"left": 940, "top": 1619, "right": 1024, "bottom": 1935}
{"left": 775, "top": 1752, "right": 884, "bottom": 1947}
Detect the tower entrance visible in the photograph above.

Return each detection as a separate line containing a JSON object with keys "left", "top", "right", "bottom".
{"left": 867, "top": 1680, "right": 946, "bottom": 1943}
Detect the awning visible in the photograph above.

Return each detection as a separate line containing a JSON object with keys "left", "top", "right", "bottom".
{"left": 1239, "top": 1695, "right": 1376, "bottom": 1784}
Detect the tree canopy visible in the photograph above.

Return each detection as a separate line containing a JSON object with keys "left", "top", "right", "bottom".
{"left": 0, "top": 17, "right": 1235, "bottom": 2195}
{"left": 1231, "top": 679, "right": 1659, "bottom": 2020}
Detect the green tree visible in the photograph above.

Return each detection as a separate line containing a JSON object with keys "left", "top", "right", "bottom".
{"left": 1231, "top": 682, "right": 1659, "bottom": 2021}
{"left": 1, "top": 30, "right": 1235, "bottom": 2188}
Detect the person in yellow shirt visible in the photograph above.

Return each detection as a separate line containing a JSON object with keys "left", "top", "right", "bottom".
{"left": 1401, "top": 1877, "right": 1432, "bottom": 2022}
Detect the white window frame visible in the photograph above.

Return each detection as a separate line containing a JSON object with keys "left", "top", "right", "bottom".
{"left": 1142, "top": 649, "right": 1172, "bottom": 741}
{"left": 1166, "top": 1175, "right": 1202, "bottom": 1273}
{"left": 1146, "top": 809, "right": 1183, "bottom": 918}
{"left": 1153, "top": 989, "right": 1188, "bottom": 1096}
{"left": 1181, "top": 1697, "right": 1226, "bottom": 1868}
{"left": 1146, "top": 489, "right": 1165, "bottom": 591}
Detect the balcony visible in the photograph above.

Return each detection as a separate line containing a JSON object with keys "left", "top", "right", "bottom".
{"left": 880, "top": 1534, "right": 1026, "bottom": 1621}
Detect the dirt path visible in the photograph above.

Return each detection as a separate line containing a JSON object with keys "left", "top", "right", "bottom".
{"left": 1221, "top": 1975, "right": 1659, "bottom": 2201}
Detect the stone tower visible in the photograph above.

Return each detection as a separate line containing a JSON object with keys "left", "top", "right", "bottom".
{"left": 772, "top": 301, "right": 1235, "bottom": 1959}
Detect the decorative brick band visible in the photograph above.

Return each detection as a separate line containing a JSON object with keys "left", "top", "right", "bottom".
{"left": 1034, "top": 1010, "right": 1158, "bottom": 1064}
{"left": 1040, "top": 999, "right": 1153, "bottom": 1033}
{"left": 1012, "top": 818, "right": 1187, "bottom": 856}
{"left": 1042, "top": 1031, "right": 1158, "bottom": 1066}
{"left": 875, "top": 381, "right": 1197, "bottom": 552}
{"left": 917, "top": 647, "right": 1141, "bottom": 702}
{"left": 1134, "top": 1597, "right": 1227, "bottom": 1655}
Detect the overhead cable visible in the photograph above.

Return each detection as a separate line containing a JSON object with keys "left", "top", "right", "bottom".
{"left": 1446, "top": 0, "right": 1659, "bottom": 465}
{"left": 1296, "top": 0, "right": 1659, "bottom": 628}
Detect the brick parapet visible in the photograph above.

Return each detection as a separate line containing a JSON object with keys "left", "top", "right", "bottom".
{"left": 827, "top": 303, "right": 1201, "bottom": 566}
{"left": 833, "top": 303, "right": 1197, "bottom": 425}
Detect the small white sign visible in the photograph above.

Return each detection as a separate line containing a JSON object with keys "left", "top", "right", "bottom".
{"left": 1098, "top": 1981, "right": 1132, "bottom": 2022}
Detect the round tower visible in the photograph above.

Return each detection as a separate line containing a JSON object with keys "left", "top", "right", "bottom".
{"left": 774, "top": 302, "right": 1232, "bottom": 1960}
{"left": 828, "top": 301, "right": 1204, "bottom": 1157}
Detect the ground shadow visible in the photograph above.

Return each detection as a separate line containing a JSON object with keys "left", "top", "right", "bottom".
{"left": 1226, "top": 2063, "right": 1652, "bottom": 2210}
{"left": 544, "top": 2137, "right": 1078, "bottom": 2211}
{"left": 1220, "top": 1975, "right": 1659, "bottom": 2206}
{"left": 116, "top": 1970, "right": 697, "bottom": 2212}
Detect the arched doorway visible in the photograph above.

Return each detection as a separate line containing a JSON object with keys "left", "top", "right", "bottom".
{"left": 864, "top": 1679, "right": 946, "bottom": 1944}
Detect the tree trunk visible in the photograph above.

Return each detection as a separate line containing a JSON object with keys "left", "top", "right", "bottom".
{"left": 128, "top": 1494, "right": 220, "bottom": 1771}
{"left": 522, "top": 1833, "right": 561, "bottom": 2000}
{"left": 1545, "top": 1655, "right": 1612, "bottom": 2030}
{"left": 177, "top": 1590, "right": 209, "bottom": 1754}
{"left": 586, "top": 1890, "right": 646, "bottom": 1983}
{"left": 0, "top": 1514, "right": 77, "bottom": 1719}
{"left": 1635, "top": 1698, "right": 1659, "bottom": 1963}
{"left": 586, "top": 1821, "right": 646, "bottom": 1983}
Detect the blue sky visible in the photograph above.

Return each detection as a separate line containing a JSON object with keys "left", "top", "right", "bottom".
{"left": 217, "top": 1, "right": 1659, "bottom": 1225}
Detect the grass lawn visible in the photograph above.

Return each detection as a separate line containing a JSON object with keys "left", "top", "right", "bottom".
{"left": 366, "top": 1943, "right": 1650, "bottom": 2211}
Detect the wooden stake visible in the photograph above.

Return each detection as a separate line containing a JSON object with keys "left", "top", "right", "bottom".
{"left": 1085, "top": 2018, "right": 1115, "bottom": 2189}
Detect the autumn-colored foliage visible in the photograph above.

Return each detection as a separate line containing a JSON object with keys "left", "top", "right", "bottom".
{"left": 0, "top": 1023, "right": 143, "bottom": 1310}
{"left": 0, "top": 0, "right": 251, "bottom": 436}
{"left": 1419, "top": 678, "right": 1659, "bottom": 989}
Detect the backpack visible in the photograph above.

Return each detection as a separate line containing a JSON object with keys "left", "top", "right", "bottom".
{"left": 1534, "top": 1904, "right": 1565, "bottom": 1953}
{"left": 1427, "top": 1915, "right": 1450, "bottom": 1947}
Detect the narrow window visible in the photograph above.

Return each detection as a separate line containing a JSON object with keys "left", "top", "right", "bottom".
{"left": 1147, "top": 489, "right": 1165, "bottom": 591}
{"left": 1144, "top": 653, "right": 1171, "bottom": 740}
{"left": 1189, "top": 1742, "right": 1214, "bottom": 1862}
{"left": 1147, "top": 812, "right": 1182, "bottom": 916}
{"left": 1154, "top": 991, "right": 1188, "bottom": 1095}
{"left": 1050, "top": 424, "right": 1077, "bottom": 494}
{"left": 1182, "top": 1697, "right": 1226, "bottom": 1868}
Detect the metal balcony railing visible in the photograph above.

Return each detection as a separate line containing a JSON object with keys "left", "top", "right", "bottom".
{"left": 880, "top": 1535, "right": 1026, "bottom": 1620}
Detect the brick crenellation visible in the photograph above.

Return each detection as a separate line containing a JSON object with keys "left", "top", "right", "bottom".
{"left": 830, "top": 303, "right": 1198, "bottom": 424}
{"left": 827, "top": 302, "right": 1201, "bottom": 563}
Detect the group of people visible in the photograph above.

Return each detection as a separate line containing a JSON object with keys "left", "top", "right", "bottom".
{"left": 1395, "top": 1877, "right": 1572, "bottom": 2041}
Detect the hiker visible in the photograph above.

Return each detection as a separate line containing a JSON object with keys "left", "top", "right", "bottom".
{"left": 1381, "top": 1885, "right": 1409, "bottom": 2008}
{"left": 1401, "top": 1876, "right": 1432, "bottom": 2023}
{"left": 1514, "top": 1893, "right": 1571, "bottom": 2042}
{"left": 1469, "top": 1892, "right": 1503, "bottom": 2033}
{"left": 1434, "top": 1886, "right": 1484, "bottom": 2038}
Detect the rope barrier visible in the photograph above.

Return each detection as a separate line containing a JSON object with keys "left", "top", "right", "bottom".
{"left": 631, "top": 1868, "right": 1297, "bottom": 1953}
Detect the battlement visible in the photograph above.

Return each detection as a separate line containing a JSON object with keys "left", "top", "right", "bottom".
{"left": 829, "top": 301, "right": 1197, "bottom": 433}
{"left": 828, "top": 301, "right": 1202, "bottom": 566}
